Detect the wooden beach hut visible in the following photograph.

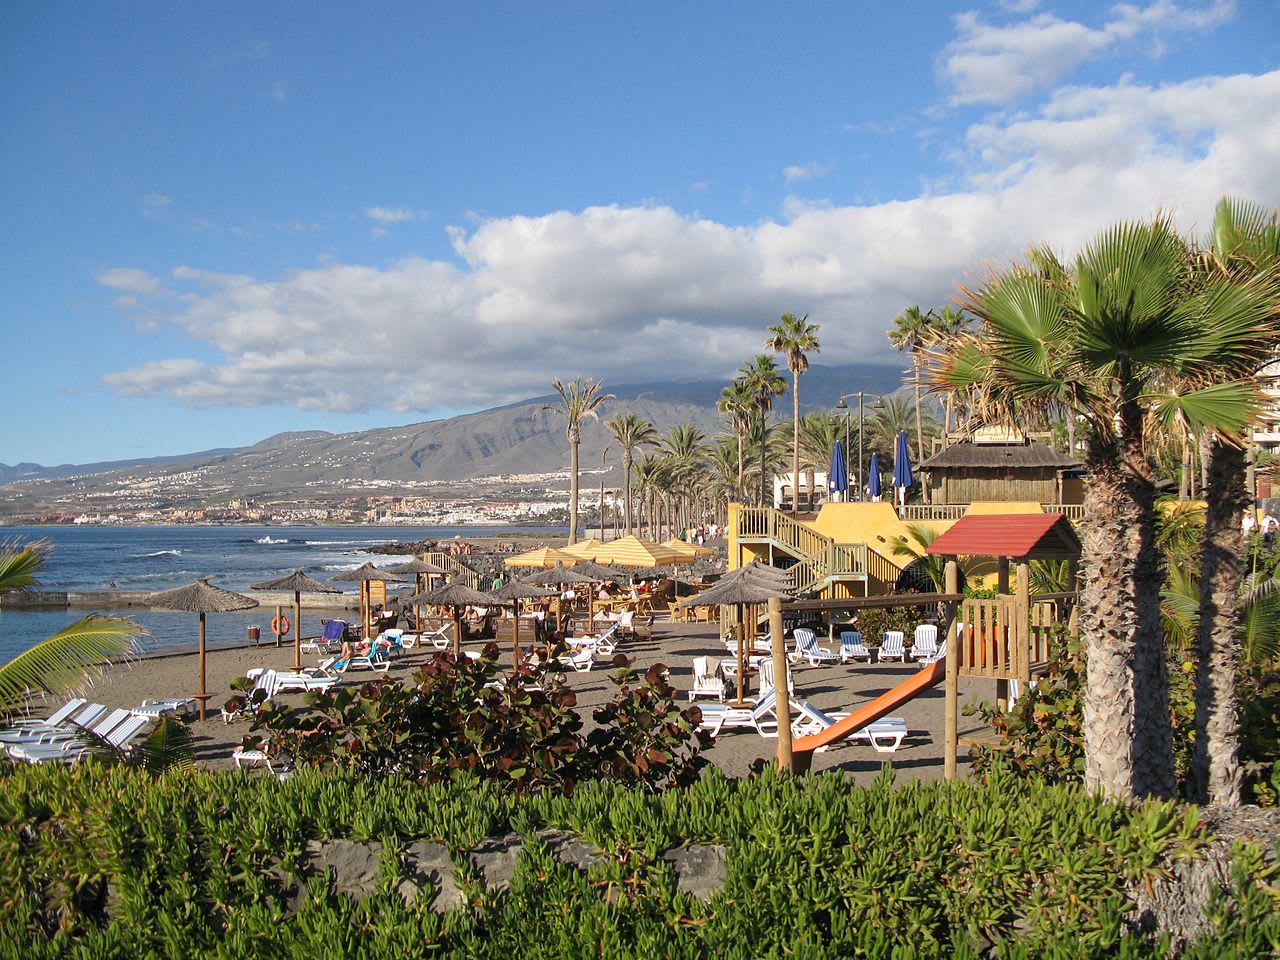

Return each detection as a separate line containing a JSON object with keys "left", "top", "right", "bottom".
{"left": 918, "top": 429, "right": 1083, "bottom": 506}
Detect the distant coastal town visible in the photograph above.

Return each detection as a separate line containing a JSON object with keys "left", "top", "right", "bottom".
{"left": 0, "top": 467, "right": 613, "bottom": 527}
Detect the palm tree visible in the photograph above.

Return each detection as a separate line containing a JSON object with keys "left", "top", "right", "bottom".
{"left": 865, "top": 394, "right": 938, "bottom": 467}
{"left": 889, "top": 306, "right": 934, "bottom": 474}
{"left": 0, "top": 539, "right": 142, "bottom": 716}
{"left": 953, "top": 214, "right": 1275, "bottom": 801}
{"left": 930, "top": 306, "right": 971, "bottom": 440}
{"left": 604, "top": 413, "right": 659, "bottom": 536}
{"left": 548, "top": 377, "right": 612, "bottom": 545}
{"left": 632, "top": 453, "right": 668, "bottom": 540}
{"left": 663, "top": 422, "right": 707, "bottom": 535}
{"left": 797, "top": 411, "right": 842, "bottom": 507}
{"left": 1186, "top": 197, "right": 1280, "bottom": 805}
{"left": 767, "top": 313, "right": 821, "bottom": 516}
{"left": 737, "top": 354, "right": 786, "bottom": 506}
{"left": 717, "top": 379, "right": 755, "bottom": 501}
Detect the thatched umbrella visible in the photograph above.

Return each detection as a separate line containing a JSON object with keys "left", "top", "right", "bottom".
{"left": 407, "top": 578, "right": 502, "bottom": 656}
{"left": 488, "top": 579, "right": 558, "bottom": 666}
{"left": 522, "top": 564, "right": 595, "bottom": 633}
{"left": 679, "top": 561, "right": 793, "bottom": 706}
{"left": 386, "top": 558, "right": 448, "bottom": 633}
{"left": 249, "top": 569, "right": 341, "bottom": 671}
{"left": 148, "top": 577, "right": 259, "bottom": 721}
{"left": 332, "top": 563, "right": 405, "bottom": 639}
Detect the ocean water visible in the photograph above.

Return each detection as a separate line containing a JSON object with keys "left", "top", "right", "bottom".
{"left": 0, "top": 524, "right": 560, "bottom": 663}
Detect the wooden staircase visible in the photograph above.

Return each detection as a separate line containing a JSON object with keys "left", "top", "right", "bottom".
{"left": 736, "top": 506, "right": 901, "bottom": 597}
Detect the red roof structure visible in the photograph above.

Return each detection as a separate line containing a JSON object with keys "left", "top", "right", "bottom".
{"left": 925, "top": 512, "right": 1080, "bottom": 561}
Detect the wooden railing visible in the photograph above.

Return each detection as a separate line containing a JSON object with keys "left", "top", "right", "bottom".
{"left": 959, "top": 595, "right": 1070, "bottom": 680}
{"left": 1043, "top": 504, "right": 1086, "bottom": 519}
{"left": 866, "top": 548, "right": 901, "bottom": 590}
{"left": 736, "top": 505, "right": 870, "bottom": 595}
{"left": 899, "top": 504, "right": 968, "bottom": 520}
{"left": 427, "top": 552, "right": 480, "bottom": 589}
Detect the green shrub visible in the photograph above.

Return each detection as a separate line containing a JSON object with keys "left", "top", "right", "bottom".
{"left": 2, "top": 764, "right": 1275, "bottom": 957}
{"left": 243, "top": 644, "right": 708, "bottom": 794}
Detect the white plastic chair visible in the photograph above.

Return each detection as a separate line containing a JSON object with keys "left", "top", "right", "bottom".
{"left": 11, "top": 712, "right": 153, "bottom": 764}
{"left": 695, "top": 689, "right": 779, "bottom": 737}
{"left": 878, "top": 631, "right": 906, "bottom": 662}
{"left": 910, "top": 625, "right": 939, "bottom": 661}
{"left": 839, "top": 631, "right": 873, "bottom": 663}
{"left": 688, "top": 656, "right": 726, "bottom": 702}
{"left": 789, "top": 628, "right": 839, "bottom": 666}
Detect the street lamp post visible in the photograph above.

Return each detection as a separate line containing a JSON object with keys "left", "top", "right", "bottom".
{"left": 836, "top": 392, "right": 867, "bottom": 501}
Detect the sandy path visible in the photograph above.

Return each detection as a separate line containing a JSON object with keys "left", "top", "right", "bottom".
{"left": 22, "top": 622, "right": 997, "bottom": 782}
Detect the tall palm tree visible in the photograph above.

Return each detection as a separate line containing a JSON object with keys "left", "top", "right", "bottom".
{"left": 717, "top": 379, "right": 755, "bottom": 501}
{"left": 548, "top": 377, "right": 612, "bottom": 545}
{"left": 632, "top": 453, "right": 667, "bottom": 540}
{"left": 738, "top": 354, "right": 786, "bottom": 506}
{"left": 930, "top": 306, "right": 971, "bottom": 441}
{"left": 0, "top": 539, "right": 142, "bottom": 716}
{"left": 604, "top": 412, "right": 659, "bottom": 536}
{"left": 952, "top": 215, "right": 1275, "bottom": 801}
{"left": 766, "top": 313, "right": 821, "bottom": 516}
{"left": 889, "top": 306, "right": 934, "bottom": 475}
{"left": 1186, "top": 196, "right": 1280, "bottom": 805}
{"left": 663, "top": 422, "right": 707, "bottom": 535}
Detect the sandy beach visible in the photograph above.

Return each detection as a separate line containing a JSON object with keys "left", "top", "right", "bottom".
{"left": 34, "top": 619, "right": 997, "bottom": 781}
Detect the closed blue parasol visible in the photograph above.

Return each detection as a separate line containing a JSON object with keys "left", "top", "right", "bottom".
{"left": 867, "top": 452, "right": 882, "bottom": 501}
{"left": 893, "top": 429, "right": 914, "bottom": 505}
{"left": 828, "top": 440, "right": 848, "bottom": 500}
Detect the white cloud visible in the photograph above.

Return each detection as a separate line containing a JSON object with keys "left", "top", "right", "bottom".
{"left": 941, "top": 1, "right": 1236, "bottom": 105}
{"left": 100, "top": 69, "right": 1280, "bottom": 417}
{"left": 782, "top": 162, "right": 833, "bottom": 184}
{"left": 366, "top": 207, "right": 420, "bottom": 225}
{"left": 140, "top": 193, "right": 174, "bottom": 222}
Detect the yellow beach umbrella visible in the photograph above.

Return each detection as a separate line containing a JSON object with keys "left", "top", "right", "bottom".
{"left": 662, "top": 538, "right": 714, "bottom": 558}
{"left": 504, "top": 546, "right": 580, "bottom": 569}
{"left": 561, "top": 538, "right": 607, "bottom": 559}
{"left": 594, "top": 535, "right": 688, "bottom": 568}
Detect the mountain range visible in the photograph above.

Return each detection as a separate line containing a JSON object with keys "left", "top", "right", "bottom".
{"left": 0, "top": 363, "right": 907, "bottom": 503}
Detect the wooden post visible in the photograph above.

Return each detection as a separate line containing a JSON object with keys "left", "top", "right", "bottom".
{"left": 734, "top": 606, "right": 746, "bottom": 706}
{"left": 452, "top": 606, "right": 462, "bottom": 657}
{"left": 1016, "top": 562, "right": 1031, "bottom": 681}
{"left": 995, "top": 557, "right": 1010, "bottom": 710}
{"left": 292, "top": 590, "right": 303, "bottom": 671}
{"left": 769, "top": 596, "right": 792, "bottom": 773}
{"left": 275, "top": 604, "right": 284, "bottom": 648}
{"left": 196, "top": 612, "right": 208, "bottom": 722}
{"left": 944, "top": 560, "right": 959, "bottom": 781}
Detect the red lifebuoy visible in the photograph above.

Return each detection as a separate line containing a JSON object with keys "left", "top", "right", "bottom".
{"left": 272, "top": 615, "right": 291, "bottom": 636}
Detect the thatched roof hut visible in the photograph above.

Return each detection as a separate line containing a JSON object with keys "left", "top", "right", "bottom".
{"left": 919, "top": 435, "right": 1082, "bottom": 506}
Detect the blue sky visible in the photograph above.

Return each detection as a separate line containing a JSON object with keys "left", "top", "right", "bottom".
{"left": 2, "top": 0, "right": 1278, "bottom": 465}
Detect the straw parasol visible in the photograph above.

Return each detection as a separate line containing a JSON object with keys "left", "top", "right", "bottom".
{"left": 407, "top": 578, "right": 502, "bottom": 656}
{"left": 488, "top": 579, "right": 558, "bottom": 666}
{"left": 331, "top": 563, "right": 406, "bottom": 639}
{"left": 148, "top": 577, "right": 259, "bottom": 721}
{"left": 386, "top": 558, "right": 448, "bottom": 634}
{"left": 518, "top": 564, "right": 595, "bottom": 632}
{"left": 505, "top": 546, "right": 579, "bottom": 569}
{"left": 690, "top": 565, "right": 793, "bottom": 701}
{"left": 249, "top": 569, "right": 341, "bottom": 672}
{"left": 553, "top": 559, "right": 627, "bottom": 627}
{"left": 679, "top": 561, "right": 793, "bottom": 706}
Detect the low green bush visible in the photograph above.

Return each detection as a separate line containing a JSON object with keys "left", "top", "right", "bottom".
{"left": 243, "top": 644, "right": 709, "bottom": 793}
{"left": 1, "top": 764, "right": 1277, "bottom": 958}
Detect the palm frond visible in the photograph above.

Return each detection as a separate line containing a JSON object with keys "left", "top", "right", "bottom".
{"left": 1146, "top": 380, "right": 1260, "bottom": 439}
{"left": 0, "top": 615, "right": 145, "bottom": 714}
{"left": 0, "top": 538, "right": 50, "bottom": 592}
{"left": 133, "top": 715, "right": 196, "bottom": 773}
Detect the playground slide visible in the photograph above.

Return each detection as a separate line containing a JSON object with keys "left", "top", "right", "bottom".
{"left": 791, "top": 659, "right": 946, "bottom": 773}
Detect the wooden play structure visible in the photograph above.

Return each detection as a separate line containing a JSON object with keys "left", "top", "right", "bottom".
{"left": 784, "top": 512, "right": 1081, "bottom": 776}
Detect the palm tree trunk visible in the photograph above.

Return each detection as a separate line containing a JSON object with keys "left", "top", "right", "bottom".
{"left": 568, "top": 438, "right": 580, "bottom": 545}
{"left": 736, "top": 428, "right": 745, "bottom": 502}
{"left": 759, "top": 426, "right": 768, "bottom": 508}
{"left": 623, "top": 450, "right": 634, "bottom": 535}
{"left": 1191, "top": 438, "right": 1246, "bottom": 806}
{"left": 791, "top": 373, "right": 801, "bottom": 517}
{"left": 1078, "top": 419, "right": 1176, "bottom": 800}
{"left": 913, "top": 354, "right": 929, "bottom": 505}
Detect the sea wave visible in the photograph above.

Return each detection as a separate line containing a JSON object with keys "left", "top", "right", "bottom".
{"left": 138, "top": 550, "right": 182, "bottom": 558}
{"left": 254, "top": 536, "right": 288, "bottom": 544}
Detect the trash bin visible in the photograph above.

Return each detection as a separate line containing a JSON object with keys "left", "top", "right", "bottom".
{"left": 247, "top": 625, "right": 261, "bottom": 644}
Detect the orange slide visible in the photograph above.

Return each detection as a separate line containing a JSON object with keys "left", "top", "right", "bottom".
{"left": 791, "top": 658, "right": 946, "bottom": 774}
